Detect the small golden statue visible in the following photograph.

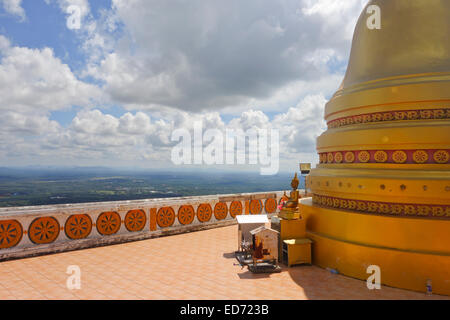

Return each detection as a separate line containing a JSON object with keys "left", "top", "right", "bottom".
{"left": 279, "top": 173, "right": 301, "bottom": 220}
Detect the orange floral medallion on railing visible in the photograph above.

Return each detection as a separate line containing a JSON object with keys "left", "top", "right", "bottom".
{"left": 197, "top": 203, "right": 212, "bottom": 222}
{"left": 250, "top": 199, "right": 262, "bottom": 215}
{"left": 229, "top": 201, "right": 243, "bottom": 218}
{"left": 124, "top": 209, "right": 147, "bottom": 232}
{"left": 96, "top": 212, "right": 121, "bottom": 235}
{"left": 29, "top": 217, "right": 60, "bottom": 244}
{"left": 178, "top": 205, "right": 195, "bottom": 225}
{"left": 214, "top": 202, "right": 228, "bottom": 220}
{"left": 65, "top": 214, "right": 92, "bottom": 240}
{"left": 156, "top": 207, "right": 175, "bottom": 228}
{"left": 0, "top": 220, "right": 23, "bottom": 249}
{"left": 264, "top": 198, "right": 277, "bottom": 213}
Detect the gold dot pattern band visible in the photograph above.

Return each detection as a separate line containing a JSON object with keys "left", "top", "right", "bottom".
{"left": 327, "top": 108, "right": 450, "bottom": 129}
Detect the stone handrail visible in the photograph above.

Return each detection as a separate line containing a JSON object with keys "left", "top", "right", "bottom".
{"left": 0, "top": 191, "right": 305, "bottom": 261}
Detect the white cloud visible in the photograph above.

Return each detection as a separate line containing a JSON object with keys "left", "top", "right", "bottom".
{"left": 0, "top": 35, "right": 105, "bottom": 165}
{"left": 229, "top": 110, "right": 271, "bottom": 132}
{"left": 0, "top": 112, "right": 61, "bottom": 135}
{"left": 71, "top": 110, "right": 119, "bottom": 136}
{"left": 0, "top": 92, "right": 326, "bottom": 168}
{"left": 118, "top": 112, "right": 154, "bottom": 135}
{"left": 0, "top": 1, "right": 372, "bottom": 169}
{"left": 0, "top": 36, "right": 102, "bottom": 114}
{"left": 273, "top": 94, "right": 327, "bottom": 153}
{"left": 45, "top": 0, "right": 115, "bottom": 65}
{"left": 0, "top": 35, "right": 10, "bottom": 51}
{"left": 82, "top": 0, "right": 368, "bottom": 113}
{"left": 302, "top": 0, "right": 368, "bottom": 42}
{"left": 48, "top": 0, "right": 91, "bottom": 20}
{"left": 1, "top": 0, "right": 26, "bottom": 21}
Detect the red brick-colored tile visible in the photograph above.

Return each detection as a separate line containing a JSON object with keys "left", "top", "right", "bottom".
{"left": 0, "top": 225, "right": 447, "bottom": 300}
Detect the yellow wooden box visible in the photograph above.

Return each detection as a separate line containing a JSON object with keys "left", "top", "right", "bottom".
{"left": 271, "top": 217, "right": 307, "bottom": 262}
{"left": 280, "top": 218, "right": 306, "bottom": 240}
{"left": 271, "top": 217, "right": 306, "bottom": 240}
{"left": 282, "top": 238, "right": 313, "bottom": 267}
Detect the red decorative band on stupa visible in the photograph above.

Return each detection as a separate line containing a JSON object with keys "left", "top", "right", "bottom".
{"left": 319, "top": 149, "right": 450, "bottom": 164}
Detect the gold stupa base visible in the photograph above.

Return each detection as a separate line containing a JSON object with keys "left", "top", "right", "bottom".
{"left": 278, "top": 208, "right": 301, "bottom": 220}
{"left": 296, "top": 0, "right": 450, "bottom": 297}
{"left": 300, "top": 198, "right": 450, "bottom": 296}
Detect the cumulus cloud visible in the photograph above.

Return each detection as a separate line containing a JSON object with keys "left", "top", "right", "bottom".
{"left": 0, "top": 35, "right": 105, "bottom": 165}
{"left": 1, "top": 0, "right": 26, "bottom": 21}
{"left": 82, "top": 0, "right": 368, "bottom": 112}
{"left": 272, "top": 94, "right": 327, "bottom": 153}
{"left": 45, "top": 0, "right": 91, "bottom": 20}
{"left": 0, "top": 34, "right": 10, "bottom": 50}
{"left": 229, "top": 110, "right": 271, "bottom": 132}
{"left": 0, "top": 35, "right": 102, "bottom": 114}
{"left": 0, "top": 1, "right": 371, "bottom": 169}
{"left": 45, "top": 0, "right": 117, "bottom": 65}
{"left": 0, "top": 112, "right": 61, "bottom": 135}
{"left": 0, "top": 93, "right": 326, "bottom": 168}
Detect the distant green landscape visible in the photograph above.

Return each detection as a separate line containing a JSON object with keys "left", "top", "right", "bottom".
{"left": 0, "top": 167, "right": 301, "bottom": 208}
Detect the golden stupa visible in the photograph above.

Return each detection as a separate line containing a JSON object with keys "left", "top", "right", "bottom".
{"left": 300, "top": 0, "right": 450, "bottom": 295}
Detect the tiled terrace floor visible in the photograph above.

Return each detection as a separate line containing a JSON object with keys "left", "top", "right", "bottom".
{"left": 0, "top": 225, "right": 447, "bottom": 300}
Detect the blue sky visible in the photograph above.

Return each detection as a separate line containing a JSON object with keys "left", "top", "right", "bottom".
{"left": 0, "top": 0, "right": 130, "bottom": 125}
{"left": 0, "top": 0, "right": 132, "bottom": 127}
{"left": 2, "top": 0, "right": 84, "bottom": 68}
{"left": 0, "top": 0, "right": 368, "bottom": 172}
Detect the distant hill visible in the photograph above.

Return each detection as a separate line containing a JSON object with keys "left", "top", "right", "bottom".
{"left": 0, "top": 168, "right": 303, "bottom": 207}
